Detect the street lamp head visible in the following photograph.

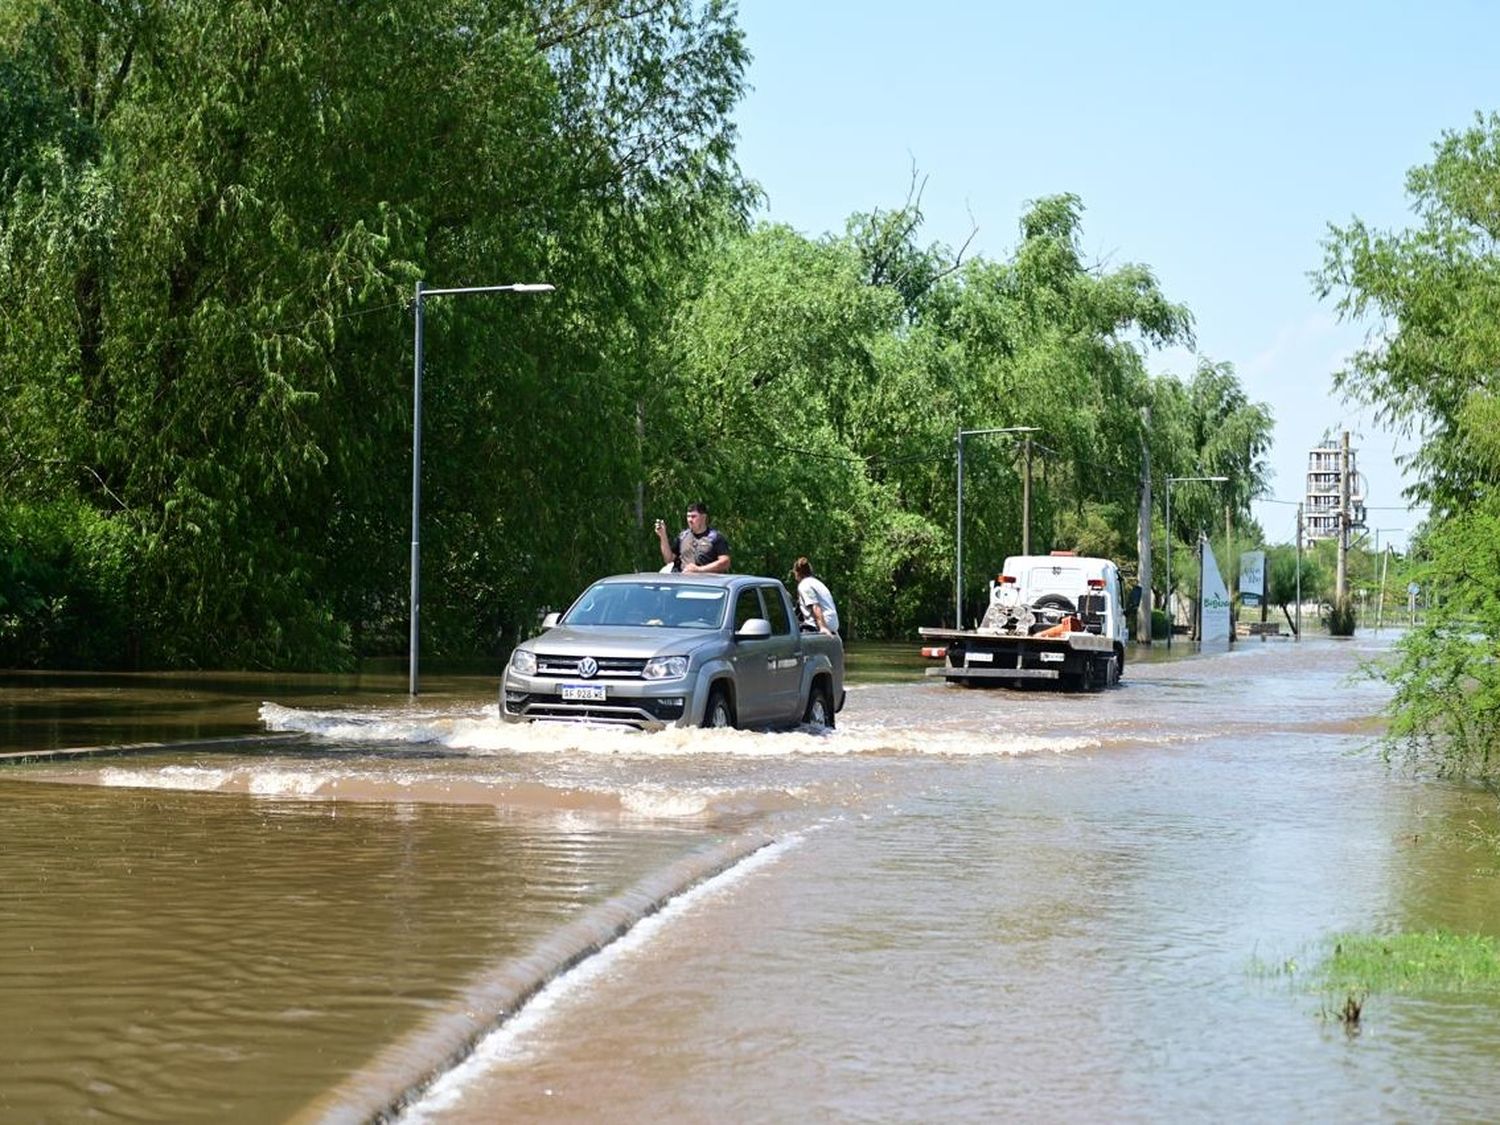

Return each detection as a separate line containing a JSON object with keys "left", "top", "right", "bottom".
{"left": 509, "top": 283, "right": 555, "bottom": 293}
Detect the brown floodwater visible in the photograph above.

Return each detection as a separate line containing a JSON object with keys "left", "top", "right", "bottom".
{"left": 5, "top": 634, "right": 1500, "bottom": 1121}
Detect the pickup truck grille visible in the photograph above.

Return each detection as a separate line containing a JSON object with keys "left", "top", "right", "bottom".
{"left": 509, "top": 697, "right": 687, "bottom": 725}
{"left": 534, "top": 655, "right": 650, "bottom": 679}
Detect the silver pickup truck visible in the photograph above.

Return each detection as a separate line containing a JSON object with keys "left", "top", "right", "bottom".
{"left": 500, "top": 572, "right": 845, "bottom": 730}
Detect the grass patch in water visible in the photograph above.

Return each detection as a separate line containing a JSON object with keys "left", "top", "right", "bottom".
{"left": 1251, "top": 929, "right": 1500, "bottom": 1034}
{"left": 1319, "top": 930, "right": 1500, "bottom": 993}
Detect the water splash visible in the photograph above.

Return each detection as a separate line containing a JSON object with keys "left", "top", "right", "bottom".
{"left": 257, "top": 702, "right": 1101, "bottom": 759}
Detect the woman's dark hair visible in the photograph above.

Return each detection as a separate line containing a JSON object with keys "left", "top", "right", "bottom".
{"left": 793, "top": 556, "right": 813, "bottom": 580}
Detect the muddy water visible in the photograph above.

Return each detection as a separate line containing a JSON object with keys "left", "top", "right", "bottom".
{"left": 5, "top": 637, "right": 1500, "bottom": 1120}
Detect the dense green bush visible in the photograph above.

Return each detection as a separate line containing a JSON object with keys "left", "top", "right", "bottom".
{"left": 1376, "top": 501, "right": 1500, "bottom": 778}
{"left": 1326, "top": 597, "right": 1356, "bottom": 637}
{"left": 0, "top": 501, "right": 137, "bottom": 667}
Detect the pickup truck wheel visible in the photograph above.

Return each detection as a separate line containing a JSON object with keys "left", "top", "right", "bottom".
{"left": 803, "top": 682, "right": 836, "bottom": 729}
{"left": 702, "top": 685, "right": 736, "bottom": 729}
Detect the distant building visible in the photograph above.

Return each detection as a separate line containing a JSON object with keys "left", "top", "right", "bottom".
{"left": 1305, "top": 438, "right": 1365, "bottom": 541}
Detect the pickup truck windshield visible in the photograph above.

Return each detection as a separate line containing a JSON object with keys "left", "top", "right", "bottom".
{"left": 562, "top": 582, "right": 727, "bottom": 629}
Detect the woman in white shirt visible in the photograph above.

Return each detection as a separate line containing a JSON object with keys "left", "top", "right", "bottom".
{"left": 792, "top": 556, "right": 840, "bottom": 635}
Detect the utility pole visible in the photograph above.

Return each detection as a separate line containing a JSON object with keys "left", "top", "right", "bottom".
{"left": 955, "top": 430, "right": 964, "bottom": 628}
{"left": 1225, "top": 500, "right": 1234, "bottom": 644}
{"left": 1376, "top": 545, "right": 1392, "bottom": 633}
{"left": 635, "top": 401, "right": 645, "bottom": 530}
{"left": 1136, "top": 408, "right": 1153, "bottom": 645}
{"left": 1296, "top": 502, "right": 1304, "bottom": 642}
{"left": 1021, "top": 435, "right": 1033, "bottom": 556}
{"left": 1335, "top": 430, "right": 1350, "bottom": 604}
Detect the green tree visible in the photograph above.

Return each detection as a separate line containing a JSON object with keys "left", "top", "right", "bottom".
{"left": 1265, "top": 543, "right": 1327, "bottom": 636}
{"left": 1318, "top": 112, "right": 1500, "bottom": 775}
{"left": 1147, "top": 359, "right": 1273, "bottom": 609}
{"left": 1, "top": 0, "right": 750, "bottom": 667}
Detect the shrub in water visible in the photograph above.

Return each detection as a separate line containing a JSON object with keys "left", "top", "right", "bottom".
{"left": 1327, "top": 596, "right": 1356, "bottom": 636}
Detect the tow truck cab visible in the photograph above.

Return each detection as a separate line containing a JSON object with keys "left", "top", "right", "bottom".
{"left": 988, "top": 552, "right": 1129, "bottom": 644}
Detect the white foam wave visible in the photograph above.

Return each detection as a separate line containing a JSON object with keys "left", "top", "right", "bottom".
{"left": 618, "top": 786, "right": 716, "bottom": 818}
{"left": 258, "top": 701, "right": 487, "bottom": 746}
{"left": 92, "top": 754, "right": 732, "bottom": 813}
{"left": 97, "top": 762, "right": 339, "bottom": 799}
{"left": 99, "top": 765, "right": 235, "bottom": 791}
{"left": 399, "top": 834, "right": 804, "bottom": 1123}
{"left": 247, "top": 770, "right": 331, "bottom": 797}
{"left": 259, "top": 702, "right": 1096, "bottom": 759}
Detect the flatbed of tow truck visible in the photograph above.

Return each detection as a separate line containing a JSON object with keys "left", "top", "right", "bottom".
{"left": 918, "top": 625, "right": 1119, "bottom": 691}
{"left": 922, "top": 553, "right": 1130, "bottom": 692}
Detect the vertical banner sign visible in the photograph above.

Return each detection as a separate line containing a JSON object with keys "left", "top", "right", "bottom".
{"left": 1200, "top": 537, "right": 1232, "bottom": 643}
{"left": 1239, "top": 550, "right": 1266, "bottom": 608}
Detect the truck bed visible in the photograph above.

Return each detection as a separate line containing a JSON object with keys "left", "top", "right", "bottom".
{"left": 917, "top": 627, "right": 1118, "bottom": 690}
{"left": 917, "top": 626, "right": 1113, "bottom": 651}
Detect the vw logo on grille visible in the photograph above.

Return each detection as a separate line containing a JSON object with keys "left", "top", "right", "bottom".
{"left": 577, "top": 657, "right": 599, "bottom": 679}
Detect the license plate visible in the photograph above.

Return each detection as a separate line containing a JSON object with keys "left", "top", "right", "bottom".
{"left": 1040, "top": 652, "right": 1065, "bottom": 663}
{"left": 561, "top": 684, "right": 606, "bottom": 702}
{"left": 966, "top": 651, "right": 994, "bottom": 664}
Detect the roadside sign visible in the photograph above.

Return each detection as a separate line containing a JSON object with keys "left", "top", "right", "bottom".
{"left": 1239, "top": 550, "right": 1265, "bottom": 608}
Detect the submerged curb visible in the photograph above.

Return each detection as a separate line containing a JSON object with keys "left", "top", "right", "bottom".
{"left": 291, "top": 830, "right": 776, "bottom": 1125}
{"left": 0, "top": 732, "right": 310, "bottom": 766}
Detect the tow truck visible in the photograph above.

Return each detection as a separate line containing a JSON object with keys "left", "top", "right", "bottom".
{"left": 920, "top": 552, "right": 1129, "bottom": 691}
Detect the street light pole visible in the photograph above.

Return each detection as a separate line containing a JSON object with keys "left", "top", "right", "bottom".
{"left": 1163, "top": 475, "right": 1228, "bottom": 648}
{"left": 954, "top": 425, "right": 1039, "bottom": 629}
{"left": 1370, "top": 527, "right": 1402, "bottom": 633}
{"left": 410, "top": 280, "right": 426, "bottom": 697}
{"left": 410, "top": 280, "right": 555, "bottom": 695}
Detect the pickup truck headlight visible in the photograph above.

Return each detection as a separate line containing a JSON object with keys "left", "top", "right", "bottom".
{"left": 642, "top": 655, "right": 688, "bottom": 680}
{"left": 510, "top": 649, "right": 537, "bottom": 676}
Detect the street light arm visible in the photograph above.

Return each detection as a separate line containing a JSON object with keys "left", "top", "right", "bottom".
{"left": 421, "top": 282, "right": 556, "bottom": 297}
{"left": 958, "top": 425, "right": 1039, "bottom": 439}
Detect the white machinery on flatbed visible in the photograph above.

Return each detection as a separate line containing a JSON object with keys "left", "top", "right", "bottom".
{"left": 920, "top": 552, "right": 1129, "bottom": 691}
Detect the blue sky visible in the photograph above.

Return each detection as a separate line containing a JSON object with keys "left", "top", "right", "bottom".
{"left": 731, "top": 1, "right": 1499, "bottom": 550}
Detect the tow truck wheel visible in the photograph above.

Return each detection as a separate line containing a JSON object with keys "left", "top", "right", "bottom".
{"left": 1079, "top": 659, "right": 1096, "bottom": 693}
{"left": 803, "top": 681, "right": 836, "bottom": 729}
{"left": 702, "top": 684, "right": 736, "bottom": 729}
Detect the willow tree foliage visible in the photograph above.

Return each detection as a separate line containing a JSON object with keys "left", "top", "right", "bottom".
{"left": 1145, "top": 357, "right": 1274, "bottom": 599}
{"left": 1319, "top": 113, "right": 1500, "bottom": 777}
{"left": 1, "top": 0, "right": 749, "bottom": 667}
{"left": 2, "top": 2, "right": 1273, "bottom": 667}
{"left": 646, "top": 194, "right": 1262, "bottom": 635}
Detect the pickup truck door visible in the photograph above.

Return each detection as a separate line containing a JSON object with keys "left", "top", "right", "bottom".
{"left": 757, "top": 584, "right": 804, "bottom": 721}
{"left": 729, "top": 588, "right": 773, "bottom": 724}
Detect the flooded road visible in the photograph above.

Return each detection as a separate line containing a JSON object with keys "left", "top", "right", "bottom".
{"left": 5, "top": 636, "right": 1500, "bottom": 1120}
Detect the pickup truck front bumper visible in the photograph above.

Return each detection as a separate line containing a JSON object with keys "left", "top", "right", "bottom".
{"left": 500, "top": 668, "right": 703, "bottom": 729}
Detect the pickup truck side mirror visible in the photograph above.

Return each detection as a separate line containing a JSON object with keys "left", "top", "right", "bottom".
{"left": 541, "top": 612, "right": 561, "bottom": 629}
{"left": 734, "top": 618, "right": 772, "bottom": 640}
